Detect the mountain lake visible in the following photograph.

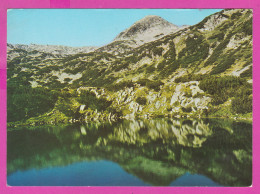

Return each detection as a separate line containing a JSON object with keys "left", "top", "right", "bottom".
{"left": 7, "top": 118, "right": 252, "bottom": 186}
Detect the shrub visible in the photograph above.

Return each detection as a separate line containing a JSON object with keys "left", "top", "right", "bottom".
{"left": 208, "top": 32, "right": 225, "bottom": 41}
{"left": 157, "top": 61, "right": 166, "bottom": 69}
{"left": 244, "top": 18, "right": 252, "bottom": 36}
{"left": 7, "top": 83, "right": 58, "bottom": 122}
{"left": 64, "top": 78, "right": 72, "bottom": 83}
{"left": 178, "top": 34, "right": 209, "bottom": 65}
{"left": 164, "top": 42, "right": 176, "bottom": 60}
{"left": 182, "top": 107, "right": 192, "bottom": 113}
{"left": 145, "top": 65, "right": 156, "bottom": 74}
{"left": 136, "top": 79, "right": 164, "bottom": 91}
{"left": 77, "top": 90, "right": 111, "bottom": 111}
{"left": 137, "top": 64, "right": 148, "bottom": 73}
{"left": 175, "top": 74, "right": 207, "bottom": 83}
{"left": 210, "top": 55, "right": 236, "bottom": 75}
{"left": 136, "top": 97, "right": 147, "bottom": 105}
{"left": 204, "top": 34, "right": 232, "bottom": 67}
{"left": 199, "top": 76, "right": 251, "bottom": 106}
{"left": 114, "top": 62, "right": 129, "bottom": 72}
{"left": 231, "top": 12, "right": 242, "bottom": 19}
{"left": 146, "top": 80, "right": 164, "bottom": 91}
{"left": 152, "top": 47, "right": 164, "bottom": 56}
{"left": 240, "top": 66, "right": 252, "bottom": 78}
{"left": 106, "top": 80, "right": 135, "bottom": 91}
{"left": 232, "top": 86, "right": 252, "bottom": 114}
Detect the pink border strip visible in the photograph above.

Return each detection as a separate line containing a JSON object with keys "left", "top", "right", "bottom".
{"left": 0, "top": 0, "right": 259, "bottom": 193}
{"left": 50, "top": 0, "right": 70, "bottom": 8}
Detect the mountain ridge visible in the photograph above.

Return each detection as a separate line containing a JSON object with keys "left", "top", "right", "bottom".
{"left": 7, "top": 9, "right": 253, "bottom": 125}
{"left": 7, "top": 9, "right": 252, "bottom": 86}
{"left": 7, "top": 43, "right": 98, "bottom": 56}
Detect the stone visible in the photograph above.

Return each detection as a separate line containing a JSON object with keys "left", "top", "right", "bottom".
{"left": 79, "top": 105, "right": 86, "bottom": 111}
{"left": 155, "top": 101, "right": 161, "bottom": 109}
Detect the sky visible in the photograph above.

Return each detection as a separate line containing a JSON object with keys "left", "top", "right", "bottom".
{"left": 7, "top": 9, "right": 222, "bottom": 47}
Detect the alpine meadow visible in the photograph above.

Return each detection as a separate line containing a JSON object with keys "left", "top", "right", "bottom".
{"left": 7, "top": 9, "right": 252, "bottom": 186}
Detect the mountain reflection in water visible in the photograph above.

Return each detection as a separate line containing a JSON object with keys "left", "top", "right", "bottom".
{"left": 7, "top": 118, "right": 252, "bottom": 186}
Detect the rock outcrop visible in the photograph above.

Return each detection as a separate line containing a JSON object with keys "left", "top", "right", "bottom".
{"left": 73, "top": 82, "right": 212, "bottom": 122}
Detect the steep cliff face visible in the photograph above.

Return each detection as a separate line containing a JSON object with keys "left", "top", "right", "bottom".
{"left": 7, "top": 9, "right": 252, "bottom": 125}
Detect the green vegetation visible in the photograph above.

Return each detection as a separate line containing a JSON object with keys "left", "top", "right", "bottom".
{"left": 135, "top": 97, "right": 147, "bottom": 105}
{"left": 174, "top": 74, "right": 208, "bottom": 83}
{"left": 231, "top": 12, "right": 242, "bottom": 19}
{"left": 106, "top": 80, "right": 135, "bottom": 91}
{"left": 77, "top": 90, "right": 112, "bottom": 111}
{"left": 152, "top": 47, "right": 164, "bottom": 56}
{"left": 114, "top": 62, "right": 129, "bottom": 72}
{"left": 204, "top": 34, "right": 232, "bottom": 67}
{"left": 231, "top": 86, "right": 252, "bottom": 114}
{"left": 157, "top": 42, "right": 180, "bottom": 77}
{"left": 7, "top": 84, "right": 58, "bottom": 122}
{"left": 136, "top": 79, "right": 164, "bottom": 91}
{"left": 208, "top": 31, "right": 225, "bottom": 41}
{"left": 105, "top": 79, "right": 164, "bottom": 92}
{"left": 240, "top": 66, "right": 252, "bottom": 78}
{"left": 210, "top": 52, "right": 236, "bottom": 75}
{"left": 178, "top": 33, "right": 209, "bottom": 66}
{"left": 199, "top": 76, "right": 252, "bottom": 114}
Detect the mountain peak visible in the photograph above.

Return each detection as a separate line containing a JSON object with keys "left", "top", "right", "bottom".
{"left": 139, "top": 15, "right": 164, "bottom": 21}
{"left": 139, "top": 15, "right": 170, "bottom": 23}
{"left": 113, "top": 15, "right": 180, "bottom": 46}
{"left": 143, "top": 15, "right": 161, "bottom": 18}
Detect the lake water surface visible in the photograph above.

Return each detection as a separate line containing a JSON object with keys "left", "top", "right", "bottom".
{"left": 7, "top": 118, "right": 252, "bottom": 186}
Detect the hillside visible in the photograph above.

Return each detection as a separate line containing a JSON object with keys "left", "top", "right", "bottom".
{"left": 7, "top": 9, "right": 252, "bottom": 125}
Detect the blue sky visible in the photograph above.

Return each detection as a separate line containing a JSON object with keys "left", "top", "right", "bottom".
{"left": 7, "top": 9, "right": 222, "bottom": 47}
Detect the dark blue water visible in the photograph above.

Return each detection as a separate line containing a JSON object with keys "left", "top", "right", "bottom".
{"left": 7, "top": 118, "right": 252, "bottom": 186}
{"left": 170, "top": 173, "right": 221, "bottom": 186}
{"left": 8, "top": 160, "right": 150, "bottom": 186}
{"left": 7, "top": 160, "right": 220, "bottom": 186}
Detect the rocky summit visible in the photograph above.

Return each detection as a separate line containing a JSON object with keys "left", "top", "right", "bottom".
{"left": 114, "top": 15, "right": 182, "bottom": 45}
{"left": 7, "top": 9, "right": 252, "bottom": 126}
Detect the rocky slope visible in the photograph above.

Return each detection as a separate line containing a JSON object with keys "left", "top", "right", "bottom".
{"left": 7, "top": 9, "right": 252, "bottom": 125}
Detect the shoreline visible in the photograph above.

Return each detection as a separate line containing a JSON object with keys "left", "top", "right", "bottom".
{"left": 7, "top": 114, "right": 253, "bottom": 129}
